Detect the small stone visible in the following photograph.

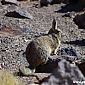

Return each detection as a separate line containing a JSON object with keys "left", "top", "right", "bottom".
{"left": 16, "top": 48, "right": 22, "bottom": 52}
{"left": 21, "top": 27, "right": 32, "bottom": 34}
{"left": 0, "top": 64, "right": 2, "bottom": 69}
{"left": 19, "top": 65, "right": 33, "bottom": 76}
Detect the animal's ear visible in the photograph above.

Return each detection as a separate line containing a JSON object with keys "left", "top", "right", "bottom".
{"left": 52, "top": 18, "right": 57, "bottom": 30}
{"left": 52, "top": 18, "right": 62, "bottom": 33}
{"left": 48, "top": 18, "right": 58, "bottom": 34}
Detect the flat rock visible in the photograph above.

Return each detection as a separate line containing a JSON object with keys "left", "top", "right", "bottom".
{"left": 5, "top": 7, "right": 33, "bottom": 19}
{"left": 41, "top": 59, "right": 85, "bottom": 85}
{"left": 0, "top": 25, "right": 22, "bottom": 36}
{"left": 1, "top": 0, "right": 17, "bottom": 5}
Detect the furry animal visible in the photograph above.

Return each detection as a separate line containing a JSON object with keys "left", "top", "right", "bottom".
{"left": 20, "top": 19, "right": 61, "bottom": 75}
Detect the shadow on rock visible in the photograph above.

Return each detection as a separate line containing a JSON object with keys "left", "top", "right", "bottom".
{"left": 73, "top": 13, "right": 85, "bottom": 29}
{"left": 41, "top": 59, "right": 85, "bottom": 85}
{"left": 1, "top": 0, "right": 17, "bottom": 5}
{"left": 56, "top": 3, "right": 84, "bottom": 13}
{"left": 76, "top": 62, "right": 85, "bottom": 76}
{"left": 75, "top": 57, "right": 85, "bottom": 77}
{"left": 35, "top": 58, "right": 60, "bottom": 73}
{"left": 63, "top": 39, "right": 85, "bottom": 46}
{"left": 5, "top": 11, "right": 29, "bottom": 19}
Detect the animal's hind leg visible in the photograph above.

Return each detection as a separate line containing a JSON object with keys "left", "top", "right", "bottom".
{"left": 54, "top": 45, "right": 60, "bottom": 55}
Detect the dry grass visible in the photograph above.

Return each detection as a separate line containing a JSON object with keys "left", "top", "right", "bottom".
{"left": 0, "top": 69, "right": 24, "bottom": 85}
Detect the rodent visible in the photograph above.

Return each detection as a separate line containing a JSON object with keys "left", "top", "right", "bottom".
{"left": 19, "top": 18, "right": 61, "bottom": 75}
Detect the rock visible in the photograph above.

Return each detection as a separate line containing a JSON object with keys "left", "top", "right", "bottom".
{"left": 19, "top": 66, "right": 50, "bottom": 83}
{"left": 36, "top": 58, "right": 59, "bottom": 73}
{"left": 40, "top": 0, "right": 79, "bottom": 7}
{"left": 63, "top": 0, "right": 78, "bottom": 4}
{"left": 41, "top": 59, "right": 85, "bottom": 85}
{"left": 73, "top": 13, "right": 85, "bottom": 29}
{"left": 58, "top": 47, "right": 79, "bottom": 62}
{"left": 17, "top": 0, "right": 27, "bottom": 1}
{"left": 1, "top": 0, "right": 17, "bottom": 5}
{"left": 29, "top": 84, "right": 39, "bottom": 85}
{"left": 40, "top": 0, "right": 68, "bottom": 7}
{"left": 21, "top": 27, "right": 32, "bottom": 33}
{"left": 63, "top": 12, "right": 76, "bottom": 18}
{"left": 17, "top": 0, "right": 37, "bottom": 1}
{"left": 5, "top": 8, "right": 33, "bottom": 19}
{"left": 32, "top": 73, "right": 50, "bottom": 83}
{"left": 74, "top": 56, "right": 85, "bottom": 76}
{"left": 19, "top": 65, "right": 33, "bottom": 76}
{"left": 69, "top": 0, "right": 79, "bottom": 4}
{"left": 0, "top": 25, "right": 23, "bottom": 36}
{"left": 58, "top": 47, "right": 77, "bottom": 56}
{"left": 76, "top": 61, "right": 85, "bottom": 76}
{"left": 40, "top": 0, "right": 63, "bottom": 7}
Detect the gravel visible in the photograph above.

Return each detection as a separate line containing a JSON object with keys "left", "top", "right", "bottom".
{"left": 0, "top": 1, "right": 85, "bottom": 84}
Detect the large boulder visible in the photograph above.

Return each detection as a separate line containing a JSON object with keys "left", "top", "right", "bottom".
{"left": 74, "top": 13, "right": 85, "bottom": 29}
{"left": 41, "top": 59, "right": 85, "bottom": 85}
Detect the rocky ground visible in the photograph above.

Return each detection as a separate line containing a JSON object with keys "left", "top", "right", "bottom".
{"left": 0, "top": 0, "right": 85, "bottom": 85}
